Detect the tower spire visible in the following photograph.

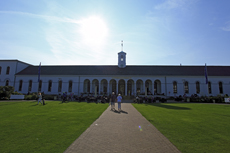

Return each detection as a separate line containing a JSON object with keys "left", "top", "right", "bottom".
{"left": 121, "top": 40, "right": 123, "bottom": 51}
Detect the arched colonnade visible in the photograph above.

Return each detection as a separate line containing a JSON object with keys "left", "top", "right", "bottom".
{"left": 83, "top": 78, "right": 162, "bottom": 96}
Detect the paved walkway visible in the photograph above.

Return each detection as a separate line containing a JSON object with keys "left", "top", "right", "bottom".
{"left": 64, "top": 103, "right": 180, "bottom": 153}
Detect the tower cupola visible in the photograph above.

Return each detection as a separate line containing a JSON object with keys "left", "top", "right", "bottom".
{"left": 118, "top": 40, "right": 126, "bottom": 68}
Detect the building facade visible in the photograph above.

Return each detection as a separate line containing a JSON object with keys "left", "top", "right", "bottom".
{"left": 1, "top": 51, "right": 230, "bottom": 97}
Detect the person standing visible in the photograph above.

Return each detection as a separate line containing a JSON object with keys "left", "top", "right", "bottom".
{"left": 117, "top": 94, "right": 122, "bottom": 112}
{"left": 41, "top": 92, "right": 45, "bottom": 105}
{"left": 110, "top": 92, "right": 116, "bottom": 111}
{"left": 37, "top": 92, "right": 42, "bottom": 104}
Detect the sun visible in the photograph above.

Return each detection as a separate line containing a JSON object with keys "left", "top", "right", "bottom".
{"left": 79, "top": 16, "right": 108, "bottom": 46}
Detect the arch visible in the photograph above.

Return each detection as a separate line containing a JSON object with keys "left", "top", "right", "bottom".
{"left": 68, "top": 80, "right": 73, "bottom": 92}
{"left": 196, "top": 81, "right": 200, "bottom": 94}
{"left": 127, "top": 79, "right": 134, "bottom": 96}
{"left": 5, "top": 80, "right": 9, "bottom": 86}
{"left": 19, "top": 80, "right": 23, "bottom": 91}
{"left": 208, "top": 81, "right": 212, "bottom": 94}
{"left": 83, "top": 79, "right": 90, "bottom": 93}
{"left": 48, "top": 80, "right": 52, "bottom": 92}
{"left": 6, "top": 66, "right": 10, "bottom": 75}
{"left": 184, "top": 81, "right": 189, "bottom": 93}
{"left": 28, "top": 80, "right": 33, "bottom": 92}
{"left": 154, "top": 80, "right": 161, "bottom": 94}
{"left": 118, "top": 79, "right": 125, "bottom": 96}
{"left": 58, "top": 80, "right": 62, "bottom": 92}
{"left": 92, "top": 79, "right": 99, "bottom": 94}
{"left": 100, "top": 79, "right": 108, "bottom": 94}
{"left": 136, "top": 79, "right": 143, "bottom": 95}
{"left": 109, "top": 79, "right": 117, "bottom": 94}
{"left": 173, "top": 81, "right": 177, "bottom": 93}
{"left": 145, "top": 79, "right": 153, "bottom": 95}
{"left": 219, "top": 81, "right": 223, "bottom": 94}
{"left": 38, "top": 80, "right": 42, "bottom": 92}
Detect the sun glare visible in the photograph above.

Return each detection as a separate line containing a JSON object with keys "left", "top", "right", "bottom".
{"left": 79, "top": 16, "right": 108, "bottom": 46}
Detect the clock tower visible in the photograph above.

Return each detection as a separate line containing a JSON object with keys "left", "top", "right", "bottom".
{"left": 118, "top": 40, "right": 126, "bottom": 68}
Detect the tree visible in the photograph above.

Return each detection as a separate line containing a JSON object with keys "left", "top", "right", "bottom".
{"left": 0, "top": 86, "right": 15, "bottom": 99}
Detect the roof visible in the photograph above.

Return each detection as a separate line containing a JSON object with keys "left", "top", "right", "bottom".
{"left": 0, "top": 59, "right": 32, "bottom": 66}
{"left": 15, "top": 65, "right": 230, "bottom": 76}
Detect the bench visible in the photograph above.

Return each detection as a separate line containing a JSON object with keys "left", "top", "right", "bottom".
{"left": 224, "top": 98, "right": 230, "bottom": 103}
{"left": 10, "top": 95, "right": 25, "bottom": 100}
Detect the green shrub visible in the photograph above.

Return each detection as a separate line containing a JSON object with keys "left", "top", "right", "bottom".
{"left": 44, "top": 95, "right": 54, "bottom": 100}
{"left": 12, "top": 91, "right": 23, "bottom": 95}
{"left": 0, "top": 86, "right": 15, "bottom": 99}
{"left": 24, "top": 95, "right": 38, "bottom": 100}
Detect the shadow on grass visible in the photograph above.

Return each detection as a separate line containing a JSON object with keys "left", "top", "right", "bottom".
{"left": 145, "top": 103, "right": 191, "bottom": 110}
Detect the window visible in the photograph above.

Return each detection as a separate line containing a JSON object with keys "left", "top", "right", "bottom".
{"left": 48, "top": 80, "right": 52, "bottom": 92}
{"left": 19, "top": 80, "right": 23, "bottom": 91}
{"left": 196, "top": 81, "right": 200, "bottom": 94}
{"left": 28, "top": 80, "right": 32, "bottom": 92}
{"left": 173, "top": 81, "right": 177, "bottom": 93}
{"left": 68, "top": 80, "right": 72, "bottom": 92}
{"left": 219, "top": 82, "right": 223, "bottom": 94}
{"left": 38, "top": 80, "right": 42, "bottom": 92}
{"left": 58, "top": 80, "right": 62, "bottom": 92}
{"left": 208, "top": 81, "right": 212, "bottom": 94}
{"left": 6, "top": 66, "right": 10, "bottom": 75}
{"left": 5, "top": 80, "right": 9, "bottom": 86}
{"left": 121, "top": 55, "right": 123, "bottom": 61}
{"left": 0, "top": 66, "right": 2, "bottom": 74}
{"left": 184, "top": 81, "right": 189, "bottom": 93}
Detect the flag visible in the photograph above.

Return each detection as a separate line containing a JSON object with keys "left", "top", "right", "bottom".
{"left": 204, "top": 63, "right": 208, "bottom": 84}
{"left": 38, "top": 62, "right": 41, "bottom": 82}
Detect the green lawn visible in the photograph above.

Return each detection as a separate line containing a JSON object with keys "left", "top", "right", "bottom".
{"left": 133, "top": 103, "right": 230, "bottom": 153}
{"left": 0, "top": 101, "right": 108, "bottom": 153}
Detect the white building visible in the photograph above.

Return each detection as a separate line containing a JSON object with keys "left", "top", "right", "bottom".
{"left": 1, "top": 50, "right": 230, "bottom": 97}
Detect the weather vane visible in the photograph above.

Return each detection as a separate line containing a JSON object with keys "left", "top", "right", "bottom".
{"left": 121, "top": 40, "right": 123, "bottom": 51}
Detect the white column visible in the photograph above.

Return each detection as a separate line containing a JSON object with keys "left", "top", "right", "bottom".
{"left": 125, "top": 80, "right": 127, "bottom": 96}
{"left": 134, "top": 82, "right": 136, "bottom": 96}
{"left": 116, "top": 81, "right": 119, "bottom": 95}
{"left": 98, "top": 81, "right": 100, "bottom": 95}
{"left": 152, "top": 82, "right": 154, "bottom": 94}
{"left": 107, "top": 81, "right": 109, "bottom": 95}
{"left": 91, "top": 82, "right": 93, "bottom": 93}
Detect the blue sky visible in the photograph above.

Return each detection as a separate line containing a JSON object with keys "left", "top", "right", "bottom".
{"left": 0, "top": 0, "right": 230, "bottom": 66}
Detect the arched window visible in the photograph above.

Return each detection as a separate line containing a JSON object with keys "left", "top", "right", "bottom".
{"left": 0, "top": 66, "right": 2, "bottom": 75}
{"left": 19, "top": 80, "right": 23, "bottom": 91}
{"left": 6, "top": 66, "right": 10, "bottom": 75}
{"left": 58, "top": 80, "right": 62, "bottom": 92}
{"left": 121, "top": 55, "right": 123, "bottom": 61}
{"left": 173, "top": 81, "right": 177, "bottom": 93}
{"left": 38, "top": 80, "right": 42, "bottom": 92}
{"left": 219, "top": 82, "right": 223, "bottom": 94}
{"left": 208, "top": 81, "right": 212, "bottom": 94}
{"left": 196, "top": 81, "right": 200, "bottom": 94}
{"left": 28, "top": 80, "right": 32, "bottom": 92}
{"left": 48, "top": 80, "right": 52, "bottom": 92}
{"left": 184, "top": 81, "right": 189, "bottom": 93}
{"left": 5, "top": 80, "right": 9, "bottom": 86}
{"left": 68, "top": 80, "right": 72, "bottom": 92}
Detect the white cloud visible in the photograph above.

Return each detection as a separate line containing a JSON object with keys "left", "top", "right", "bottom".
{"left": 154, "top": 0, "right": 198, "bottom": 10}
{"left": 221, "top": 22, "right": 230, "bottom": 32}
{"left": 0, "top": 10, "right": 112, "bottom": 65}
{"left": 0, "top": 11, "right": 80, "bottom": 24}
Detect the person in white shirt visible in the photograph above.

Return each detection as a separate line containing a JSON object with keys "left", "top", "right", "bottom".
{"left": 37, "top": 93, "right": 42, "bottom": 104}
{"left": 117, "top": 94, "right": 122, "bottom": 112}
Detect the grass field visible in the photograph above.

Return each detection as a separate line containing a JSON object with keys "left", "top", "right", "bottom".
{"left": 0, "top": 101, "right": 108, "bottom": 153}
{"left": 133, "top": 103, "right": 230, "bottom": 153}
